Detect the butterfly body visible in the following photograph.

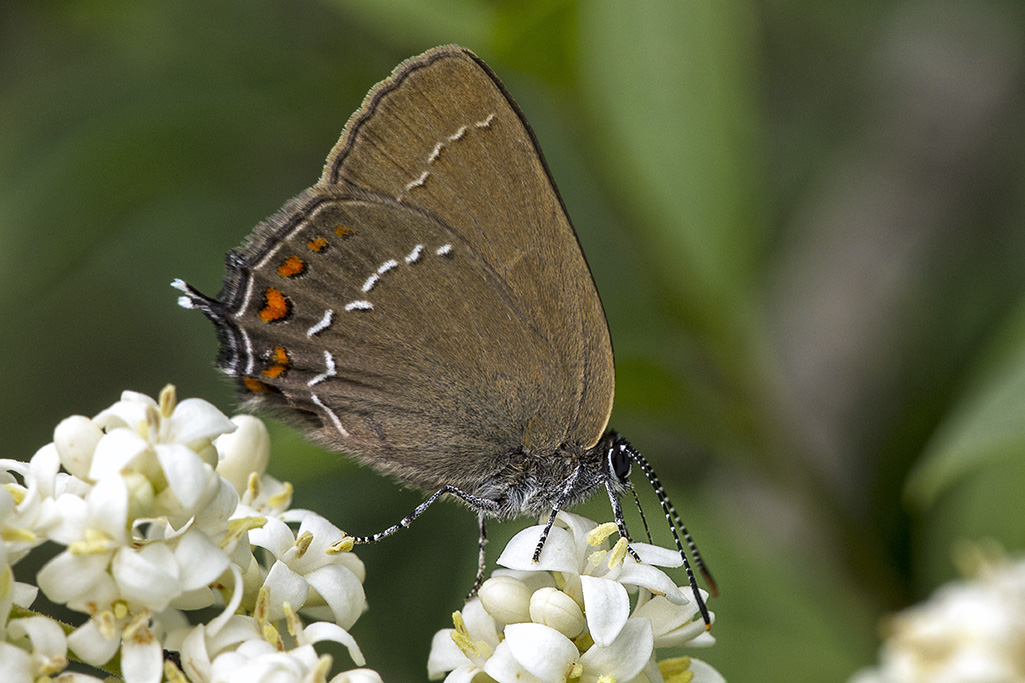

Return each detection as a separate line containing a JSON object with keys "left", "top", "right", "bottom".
{"left": 174, "top": 45, "right": 713, "bottom": 622}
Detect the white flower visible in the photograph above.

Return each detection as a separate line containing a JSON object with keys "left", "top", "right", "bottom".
{"left": 428, "top": 599, "right": 501, "bottom": 682}
{"left": 1, "top": 445, "right": 63, "bottom": 563}
{"left": 247, "top": 510, "right": 366, "bottom": 628}
{"left": 0, "top": 616, "right": 87, "bottom": 682}
{"left": 851, "top": 546, "right": 1025, "bottom": 683}
{"left": 173, "top": 608, "right": 371, "bottom": 683}
{"left": 85, "top": 389, "right": 237, "bottom": 526}
{"left": 2, "top": 385, "right": 381, "bottom": 682}
{"left": 214, "top": 415, "right": 271, "bottom": 495}
{"left": 429, "top": 511, "right": 721, "bottom": 683}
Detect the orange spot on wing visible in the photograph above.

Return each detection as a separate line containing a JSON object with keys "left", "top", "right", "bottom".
{"left": 270, "top": 346, "right": 289, "bottom": 365}
{"left": 262, "top": 345, "right": 290, "bottom": 379}
{"left": 259, "top": 288, "right": 290, "bottom": 323}
{"left": 277, "top": 255, "right": 305, "bottom": 278}
{"left": 306, "top": 236, "right": 329, "bottom": 252}
{"left": 243, "top": 377, "right": 270, "bottom": 393}
{"left": 336, "top": 225, "right": 354, "bottom": 238}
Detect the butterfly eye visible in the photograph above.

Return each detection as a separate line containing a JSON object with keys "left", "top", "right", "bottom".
{"left": 608, "top": 443, "right": 631, "bottom": 480}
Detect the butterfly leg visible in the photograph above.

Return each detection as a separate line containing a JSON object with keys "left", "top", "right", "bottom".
{"left": 532, "top": 464, "right": 582, "bottom": 563}
{"left": 350, "top": 485, "right": 500, "bottom": 545}
{"left": 465, "top": 513, "right": 488, "bottom": 600}
{"left": 604, "top": 480, "right": 641, "bottom": 562}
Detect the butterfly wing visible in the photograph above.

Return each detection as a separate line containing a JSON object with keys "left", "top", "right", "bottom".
{"left": 322, "top": 47, "right": 614, "bottom": 449}
{"left": 180, "top": 46, "right": 614, "bottom": 492}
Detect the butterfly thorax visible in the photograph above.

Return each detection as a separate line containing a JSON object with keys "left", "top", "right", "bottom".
{"left": 435, "top": 437, "right": 622, "bottom": 520}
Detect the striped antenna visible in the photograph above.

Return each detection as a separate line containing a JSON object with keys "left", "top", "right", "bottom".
{"left": 612, "top": 435, "right": 715, "bottom": 628}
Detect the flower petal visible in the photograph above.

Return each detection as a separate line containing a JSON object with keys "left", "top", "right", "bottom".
{"left": 427, "top": 629, "right": 467, "bottom": 678}
{"left": 498, "top": 526, "right": 578, "bottom": 573}
{"left": 303, "top": 621, "right": 365, "bottom": 666}
{"left": 54, "top": 415, "right": 104, "bottom": 481}
{"left": 0, "top": 642, "right": 32, "bottom": 681}
{"left": 689, "top": 657, "right": 727, "bottom": 682}
{"left": 580, "top": 575, "right": 630, "bottom": 646}
{"left": 7, "top": 615, "right": 67, "bottom": 660}
{"left": 93, "top": 394, "right": 154, "bottom": 433}
{"left": 89, "top": 429, "right": 149, "bottom": 481}
{"left": 67, "top": 617, "right": 121, "bottom": 667}
{"left": 330, "top": 669, "right": 384, "bottom": 683}
{"left": 503, "top": 623, "right": 578, "bottom": 683}
{"left": 173, "top": 529, "right": 230, "bottom": 591}
{"left": 305, "top": 564, "right": 366, "bottom": 630}
{"left": 461, "top": 597, "right": 501, "bottom": 649}
{"left": 483, "top": 640, "right": 545, "bottom": 683}
{"left": 164, "top": 398, "right": 236, "bottom": 446}
{"left": 37, "top": 551, "right": 111, "bottom": 605}
{"left": 112, "top": 544, "right": 181, "bottom": 611}
{"left": 615, "top": 563, "right": 687, "bottom": 604}
{"left": 579, "top": 618, "right": 654, "bottom": 683}
{"left": 215, "top": 416, "right": 270, "bottom": 493}
{"left": 262, "top": 561, "right": 309, "bottom": 622}
{"left": 155, "top": 444, "right": 212, "bottom": 511}
{"left": 248, "top": 515, "right": 296, "bottom": 557}
{"left": 629, "top": 543, "right": 684, "bottom": 568}
{"left": 121, "top": 622, "right": 163, "bottom": 683}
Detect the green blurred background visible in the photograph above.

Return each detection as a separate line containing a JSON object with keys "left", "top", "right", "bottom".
{"left": 3, "top": 1, "right": 1025, "bottom": 680}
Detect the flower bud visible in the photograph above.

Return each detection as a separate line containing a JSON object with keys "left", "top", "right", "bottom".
{"left": 478, "top": 576, "right": 531, "bottom": 624}
{"left": 53, "top": 415, "right": 103, "bottom": 480}
{"left": 215, "top": 416, "right": 270, "bottom": 493}
{"left": 529, "top": 586, "right": 586, "bottom": 638}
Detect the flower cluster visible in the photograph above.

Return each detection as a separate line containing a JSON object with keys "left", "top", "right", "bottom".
{"left": 428, "top": 512, "right": 723, "bottom": 683}
{"left": 0, "top": 385, "right": 380, "bottom": 683}
{"left": 850, "top": 545, "right": 1025, "bottom": 683}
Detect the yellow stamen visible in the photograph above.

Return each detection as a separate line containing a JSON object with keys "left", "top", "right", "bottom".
{"left": 255, "top": 585, "right": 271, "bottom": 623}
{"left": 4, "top": 483, "right": 25, "bottom": 505}
{"left": 69, "top": 528, "right": 116, "bottom": 555}
{"left": 2, "top": 527, "right": 37, "bottom": 544}
{"left": 164, "top": 659, "right": 188, "bottom": 683}
{"left": 223, "top": 516, "right": 267, "bottom": 549}
{"left": 96, "top": 611, "right": 116, "bottom": 639}
{"left": 159, "top": 385, "right": 177, "bottom": 418}
{"left": 314, "top": 654, "right": 334, "bottom": 681}
{"left": 327, "top": 536, "right": 355, "bottom": 554}
{"left": 267, "top": 482, "right": 294, "bottom": 508}
{"left": 123, "top": 610, "right": 153, "bottom": 640}
{"left": 659, "top": 656, "right": 694, "bottom": 683}
{"left": 608, "top": 537, "right": 629, "bottom": 569}
{"left": 450, "top": 610, "right": 492, "bottom": 660}
{"left": 586, "top": 522, "right": 618, "bottom": 547}
{"left": 585, "top": 549, "right": 607, "bottom": 574}
{"left": 283, "top": 602, "right": 302, "bottom": 638}
{"left": 293, "top": 530, "right": 313, "bottom": 558}
{"left": 262, "top": 621, "right": 282, "bottom": 648}
{"left": 247, "top": 472, "right": 262, "bottom": 499}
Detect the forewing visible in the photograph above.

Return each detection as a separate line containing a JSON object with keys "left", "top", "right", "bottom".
{"left": 320, "top": 46, "right": 614, "bottom": 451}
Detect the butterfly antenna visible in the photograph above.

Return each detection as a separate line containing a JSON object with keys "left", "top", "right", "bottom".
{"left": 627, "top": 480, "right": 653, "bottom": 544}
{"left": 666, "top": 489, "right": 717, "bottom": 596}
{"left": 618, "top": 438, "right": 714, "bottom": 629}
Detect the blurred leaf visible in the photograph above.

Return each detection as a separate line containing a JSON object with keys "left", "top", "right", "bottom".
{"left": 663, "top": 488, "right": 879, "bottom": 681}
{"left": 907, "top": 294, "right": 1025, "bottom": 510}
{"left": 491, "top": 0, "right": 577, "bottom": 85}
{"left": 323, "top": 0, "right": 492, "bottom": 51}
{"left": 577, "top": 0, "right": 767, "bottom": 339}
